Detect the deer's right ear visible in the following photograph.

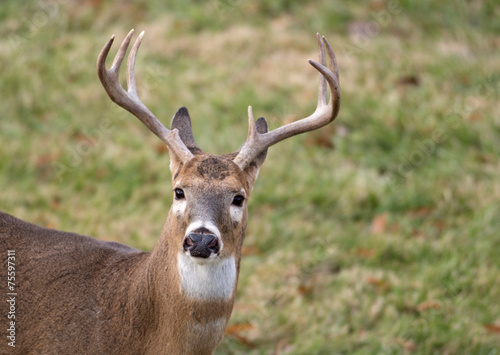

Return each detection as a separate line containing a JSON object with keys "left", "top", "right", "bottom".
{"left": 171, "top": 107, "right": 203, "bottom": 155}
{"left": 169, "top": 107, "right": 201, "bottom": 178}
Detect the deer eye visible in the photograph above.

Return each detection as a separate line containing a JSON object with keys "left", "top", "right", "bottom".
{"left": 232, "top": 195, "right": 245, "bottom": 207}
{"left": 174, "top": 188, "right": 185, "bottom": 200}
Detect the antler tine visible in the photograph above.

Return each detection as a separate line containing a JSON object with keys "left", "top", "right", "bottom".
{"left": 323, "top": 35, "right": 339, "bottom": 85}
{"left": 126, "top": 30, "right": 145, "bottom": 97}
{"left": 111, "top": 29, "right": 133, "bottom": 72}
{"left": 233, "top": 33, "right": 341, "bottom": 169}
{"left": 247, "top": 106, "right": 258, "bottom": 141}
{"left": 97, "top": 30, "right": 193, "bottom": 162}
{"left": 317, "top": 33, "right": 327, "bottom": 107}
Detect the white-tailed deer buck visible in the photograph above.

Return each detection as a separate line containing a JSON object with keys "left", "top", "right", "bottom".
{"left": 0, "top": 29, "right": 340, "bottom": 354}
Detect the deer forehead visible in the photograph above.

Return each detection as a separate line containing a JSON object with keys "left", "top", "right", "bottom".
{"left": 174, "top": 156, "right": 248, "bottom": 193}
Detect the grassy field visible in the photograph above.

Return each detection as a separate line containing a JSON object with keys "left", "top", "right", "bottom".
{"left": 1, "top": 1, "right": 499, "bottom": 354}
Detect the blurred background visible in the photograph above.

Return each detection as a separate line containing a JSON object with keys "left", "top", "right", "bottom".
{"left": 0, "top": 1, "right": 499, "bottom": 354}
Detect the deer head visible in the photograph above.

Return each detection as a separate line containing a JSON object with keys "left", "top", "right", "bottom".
{"left": 97, "top": 30, "right": 339, "bottom": 274}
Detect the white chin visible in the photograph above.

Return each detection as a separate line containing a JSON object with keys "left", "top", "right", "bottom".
{"left": 178, "top": 252, "right": 236, "bottom": 300}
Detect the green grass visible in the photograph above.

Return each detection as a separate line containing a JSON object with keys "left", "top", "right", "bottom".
{"left": 1, "top": 1, "right": 500, "bottom": 353}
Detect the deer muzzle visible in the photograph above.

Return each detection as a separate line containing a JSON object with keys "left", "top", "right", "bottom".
{"left": 183, "top": 233, "right": 220, "bottom": 258}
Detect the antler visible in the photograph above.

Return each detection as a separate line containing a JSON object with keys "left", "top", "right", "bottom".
{"left": 233, "top": 33, "right": 341, "bottom": 169}
{"left": 97, "top": 29, "right": 193, "bottom": 162}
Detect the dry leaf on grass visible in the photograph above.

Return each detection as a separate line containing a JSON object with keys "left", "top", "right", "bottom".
{"left": 484, "top": 324, "right": 500, "bottom": 333}
{"left": 155, "top": 143, "right": 169, "bottom": 155}
{"left": 394, "top": 337, "right": 416, "bottom": 351}
{"left": 241, "top": 245, "right": 262, "bottom": 256}
{"left": 225, "top": 322, "right": 255, "bottom": 348}
{"left": 417, "top": 300, "right": 441, "bottom": 312}
{"left": 371, "top": 213, "right": 388, "bottom": 234}
{"left": 366, "top": 276, "right": 391, "bottom": 292}
{"left": 356, "top": 248, "right": 376, "bottom": 258}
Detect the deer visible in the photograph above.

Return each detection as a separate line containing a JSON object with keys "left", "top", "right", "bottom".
{"left": 0, "top": 29, "right": 340, "bottom": 354}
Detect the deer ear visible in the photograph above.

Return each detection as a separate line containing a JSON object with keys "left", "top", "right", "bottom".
{"left": 171, "top": 107, "right": 203, "bottom": 155}
{"left": 169, "top": 107, "right": 202, "bottom": 179}
{"left": 241, "top": 116, "right": 268, "bottom": 187}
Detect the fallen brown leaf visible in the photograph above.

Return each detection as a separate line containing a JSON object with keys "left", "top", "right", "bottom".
{"left": 394, "top": 337, "right": 416, "bottom": 351}
{"left": 371, "top": 213, "right": 388, "bottom": 234}
{"left": 468, "top": 111, "right": 481, "bottom": 122}
{"left": 484, "top": 324, "right": 500, "bottom": 333}
{"left": 155, "top": 143, "right": 169, "bottom": 155}
{"left": 227, "top": 333, "right": 255, "bottom": 348}
{"left": 356, "top": 248, "right": 376, "bottom": 258}
{"left": 365, "top": 276, "right": 391, "bottom": 292}
{"left": 35, "top": 153, "right": 57, "bottom": 168}
{"left": 225, "top": 322, "right": 253, "bottom": 334}
{"left": 73, "top": 132, "right": 95, "bottom": 145}
{"left": 434, "top": 220, "right": 446, "bottom": 233}
{"left": 409, "top": 206, "right": 433, "bottom": 218}
{"left": 297, "top": 284, "right": 313, "bottom": 296}
{"left": 412, "top": 229, "right": 426, "bottom": 239}
{"left": 225, "top": 323, "right": 255, "bottom": 349}
{"left": 397, "top": 75, "right": 420, "bottom": 87}
{"left": 304, "top": 127, "right": 335, "bottom": 149}
{"left": 241, "top": 245, "right": 262, "bottom": 256}
{"left": 50, "top": 196, "right": 62, "bottom": 209}
{"left": 417, "top": 300, "right": 441, "bottom": 312}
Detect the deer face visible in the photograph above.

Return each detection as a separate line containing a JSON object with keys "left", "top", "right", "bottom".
{"left": 170, "top": 155, "right": 250, "bottom": 262}
{"left": 168, "top": 152, "right": 263, "bottom": 301}
{"left": 164, "top": 107, "right": 268, "bottom": 268}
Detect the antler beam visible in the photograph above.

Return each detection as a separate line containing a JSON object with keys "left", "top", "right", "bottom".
{"left": 233, "top": 33, "right": 341, "bottom": 169}
{"left": 97, "top": 29, "right": 193, "bottom": 162}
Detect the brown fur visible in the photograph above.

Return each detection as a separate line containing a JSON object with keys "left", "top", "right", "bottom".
{"left": 0, "top": 153, "right": 262, "bottom": 355}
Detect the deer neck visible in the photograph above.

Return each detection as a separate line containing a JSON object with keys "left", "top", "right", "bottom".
{"left": 137, "top": 211, "right": 242, "bottom": 351}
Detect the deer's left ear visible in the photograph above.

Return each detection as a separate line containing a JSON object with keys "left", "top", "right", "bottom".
{"left": 239, "top": 116, "right": 268, "bottom": 188}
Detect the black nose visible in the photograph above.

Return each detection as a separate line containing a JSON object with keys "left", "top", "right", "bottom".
{"left": 183, "top": 233, "right": 219, "bottom": 258}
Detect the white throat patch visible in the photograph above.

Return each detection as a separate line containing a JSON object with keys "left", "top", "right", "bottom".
{"left": 177, "top": 252, "right": 236, "bottom": 301}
